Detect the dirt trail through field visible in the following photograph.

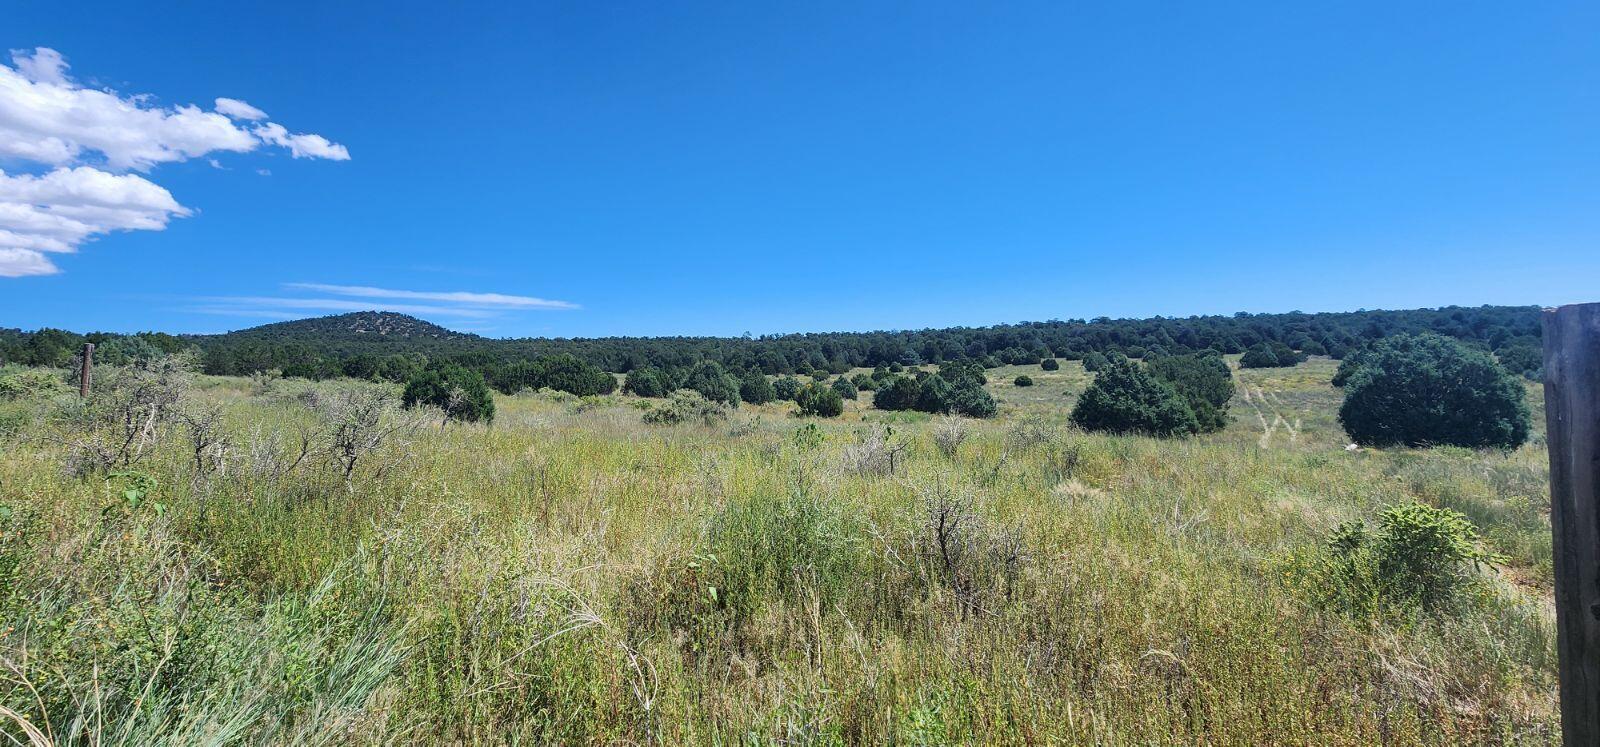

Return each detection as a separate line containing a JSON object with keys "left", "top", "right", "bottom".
{"left": 1240, "top": 383, "right": 1300, "bottom": 448}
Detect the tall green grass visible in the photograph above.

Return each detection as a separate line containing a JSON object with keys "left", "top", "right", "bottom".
{"left": 0, "top": 360, "right": 1558, "bottom": 743}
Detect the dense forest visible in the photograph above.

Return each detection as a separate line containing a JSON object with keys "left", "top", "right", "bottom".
{"left": 0, "top": 305, "right": 1545, "bottom": 382}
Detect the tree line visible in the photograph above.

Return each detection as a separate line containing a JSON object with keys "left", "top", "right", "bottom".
{"left": 1, "top": 305, "right": 1545, "bottom": 383}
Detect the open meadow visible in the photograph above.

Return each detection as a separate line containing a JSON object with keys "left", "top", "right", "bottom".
{"left": 0, "top": 357, "right": 1557, "bottom": 744}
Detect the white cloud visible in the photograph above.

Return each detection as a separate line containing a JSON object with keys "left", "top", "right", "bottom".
{"left": 0, "top": 48, "right": 348, "bottom": 276}
{"left": 286, "top": 282, "right": 579, "bottom": 310}
{"left": 10, "top": 47, "right": 68, "bottom": 85}
{"left": 214, "top": 97, "right": 267, "bottom": 121}
{"left": 0, "top": 167, "right": 192, "bottom": 276}
{"left": 253, "top": 122, "right": 350, "bottom": 160}
{"left": 1, "top": 48, "right": 348, "bottom": 170}
{"left": 0, "top": 247, "right": 60, "bottom": 277}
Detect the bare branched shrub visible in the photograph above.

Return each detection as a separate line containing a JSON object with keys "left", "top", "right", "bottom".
{"left": 57, "top": 353, "right": 196, "bottom": 476}
{"left": 932, "top": 416, "right": 969, "bottom": 459}
{"left": 177, "top": 403, "right": 231, "bottom": 487}
{"left": 1004, "top": 413, "right": 1059, "bottom": 453}
{"left": 243, "top": 422, "right": 314, "bottom": 481}
{"left": 917, "top": 486, "right": 1030, "bottom": 619}
{"left": 839, "top": 426, "right": 907, "bottom": 478}
{"left": 309, "top": 387, "right": 414, "bottom": 489}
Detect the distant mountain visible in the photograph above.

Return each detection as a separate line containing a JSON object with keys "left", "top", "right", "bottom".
{"left": 211, "top": 312, "right": 476, "bottom": 341}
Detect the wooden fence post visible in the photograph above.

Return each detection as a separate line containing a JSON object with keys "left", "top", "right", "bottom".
{"left": 1542, "top": 302, "right": 1600, "bottom": 746}
{"left": 78, "top": 342, "right": 94, "bottom": 398}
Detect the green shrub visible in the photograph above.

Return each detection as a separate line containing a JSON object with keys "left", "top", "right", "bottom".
{"left": 643, "top": 389, "right": 729, "bottom": 425}
{"left": 685, "top": 361, "right": 741, "bottom": 406}
{"left": 947, "top": 381, "right": 997, "bottom": 418}
{"left": 1239, "top": 343, "right": 1282, "bottom": 369}
{"left": 772, "top": 375, "right": 803, "bottom": 402}
{"left": 492, "top": 354, "right": 615, "bottom": 396}
{"left": 1330, "top": 348, "right": 1369, "bottom": 388}
{"left": 1040, "top": 358, "right": 1060, "bottom": 371}
{"left": 739, "top": 370, "right": 777, "bottom": 405}
{"left": 1338, "top": 333, "right": 1530, "bottom": 449}
{"left": 402, "top": 365, "right": 495, "bottom": 422}
{"left": 1070, "top": 361, "right": 1197, "bottom": 437}
{"left": 1081, "top": 352, "right": 1110, "bottom": 373}
{"left": 1495, "top": 344, "right": 1542, "bottom": 380}
{"left": 1146, "top": 352, "right": 1233, "bottom": 433}
{"left": 1241, "top": 341, "right": 1305, "bottom": 369}
{"left": 915, "top": 374, "right": 952, "bottom": 414}
{"left": 830, "top": 376, "right": 858, "bottom": 401}
{"left": 0, "top": 366, "right": 67, "bottom": 400}
{"left": 1307, "top": 502, "right": 1499, "bottom": 617}
{"left": 851, "top": 372, "right": 878, "bottom": 391}
{"left": 1013, "top": 375, "right": 1033, "bottom": 387}
{"left": 795, "top": 382, "right": 844, "bottom": 417}
{"left": 873, "top": 375, "right": 920, "bottom": 411}
{"left": 624, "top": 366, "right": 675, "bottom": 397}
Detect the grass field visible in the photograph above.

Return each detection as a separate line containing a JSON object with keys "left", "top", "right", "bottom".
{"left": 0, "top": 357, "right": 1558, "bottom": 744}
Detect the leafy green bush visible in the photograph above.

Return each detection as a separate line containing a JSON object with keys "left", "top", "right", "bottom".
{"left": 1239, "top": 342, "right": 1295, "bottom": 369}
{"left": 1495, "top": 344, "right": 1542, "bottom": 380}
{"left": 624, "top": 366, "right": 675, "bottom": 398}
{"left": 873, "top": 375, "right": 920, "bottom": 411}
{"left": 772, "top": 375, "right": 803, "bottom": 402}
{"left": 947, "top": 381, "right": 997, "bottom": 418}
{"left": 402, "top": 365, "right": 495, "bottom": 422}
{"left": 491, "top": 354, "right": 616, "bottom": 396}
{"left": 1081, "top": 352, "right": 1110, "bottom": 373}
{"left": 830, "top": 376, "right": 858, "bottom": 401}
{"left": 1338, "top": 333, "right": 1530, "bottom": 449}
{"left": 643, "top": 390, "right": 728, "bottom": 425}
{"left": 1305, "top": 502, "right": 1499, "bottom": 617}
{"left": 795, "top": 382, "right": 844, "bottom": 417}
{"left": 1239, "top": 344, "right": 1274, "bottom": 369}
{"left": 739, "top": 370, "right": 777, "bottom": 405}
{"left": 1040, "top": 358, "right": 1060, "bottom": 371}
{"left": 850, "top": 372, "right": 878, "bottom": 391}
{"left": 915, "top": 374, "right": 953, "bottom": 414}
{"left": 1145, "top": 352, "right": 1233, "bottom": 433}
{"left": 685, "top": 361, "right": 741, "bottom": 406}
{"left": 1070, "top": 360, "right": 1197, "bottom": 437}
{"left": 1013, "top": 375, "right": 1033, "bottom": 387}
{"left": 0, "top": 366, "right": 67, "bottom": 400}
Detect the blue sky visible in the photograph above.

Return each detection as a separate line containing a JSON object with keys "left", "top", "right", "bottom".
{"left": 2, "top": 2, "right": 1597, "bottom": 338}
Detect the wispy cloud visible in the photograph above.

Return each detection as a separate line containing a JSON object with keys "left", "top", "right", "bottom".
{"left": 186, "top": 282, "right": 581, "bottom": 325}
{"left": 285, "top": 283, "right": 579, "bottom": 310}
{"left": 195, "top": 296, "right": 502, "bottom": 319}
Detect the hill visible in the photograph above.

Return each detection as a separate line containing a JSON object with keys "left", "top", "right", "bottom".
{"left": 214, "top": 311, "right": 475, "bottom": 342}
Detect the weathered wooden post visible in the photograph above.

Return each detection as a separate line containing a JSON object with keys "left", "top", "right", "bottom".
{"left": 1542, "top": 302, "right": 1600, "bottom": 745}
{"left": 78, "top": 342, "right": 94, "bottom": 398}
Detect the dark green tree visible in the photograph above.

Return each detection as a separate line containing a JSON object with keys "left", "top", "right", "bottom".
{"left": 773, "top": 375, "right": 803, "bottom": 401}
{"left": 685, "top": 360, "right": 741, "bottom": 406}
{"left": 402, "top": 365, "right": 495, "bottom": 423}
{"left": 624, "top": 366, "right": 674, "bottom": 397}
{"left": 1070, "top": 361, "right": 1198, "bottom": 436}
{"left": 1338, "top": 334, "right": 1530, "bottom": 449}
{"left": 739, "top": 369, "right": 777, "bottom": 405}
{"left": 873, "top": 375, "right": 921, "bottom": 411}
{"left": 1146, "top": 352, "right": 1234, "bottom": 433}
{"left": 795, "top": 382, "right": 844, "bottom": 417}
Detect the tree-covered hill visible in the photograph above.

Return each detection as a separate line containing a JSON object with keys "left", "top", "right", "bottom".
{"left": 1, "top": 305, "right": 1544, "bottom": 382}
